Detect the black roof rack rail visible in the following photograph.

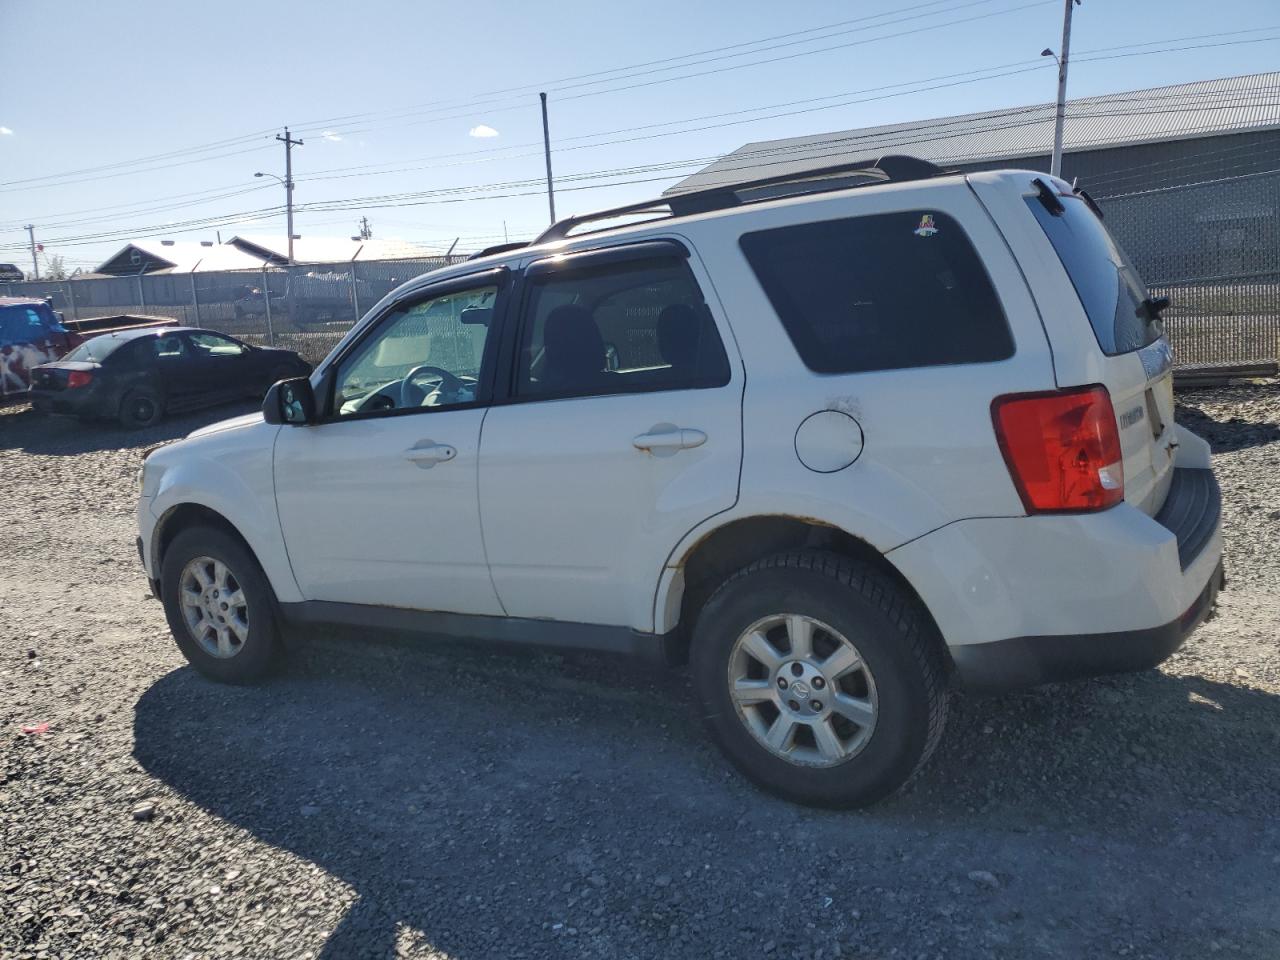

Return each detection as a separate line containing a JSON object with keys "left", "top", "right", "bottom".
{"left": 468, "top": 241, "right": 530, "bottom": 261}
{"left": 534, "top": 154, "right": 946, "bottom": 244}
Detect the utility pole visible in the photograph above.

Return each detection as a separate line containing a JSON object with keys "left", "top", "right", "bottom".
{"left": 1049, "top": 0, "right": 1080, "bottom": 179}
{"left": 276, "top": 128, "right": 304, "bottom": 263}
{"left": 539, "top": 92, "right": 556, "bottom": 224}
{"left": 25, "top": 225, "right": 39, "bottom": 280}
{"left": 358, "top": 216, "right": 372, "bottom": 240}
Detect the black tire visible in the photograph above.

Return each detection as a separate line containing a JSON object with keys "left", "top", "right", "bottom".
{"left": 160, "top": 525, "right": 283, "bottom": 684}
{"left": 691, "top": 550, "right": 948, "bottom": 808}
{"left": 117, "top": 387, "right": 164, "bottom": 429}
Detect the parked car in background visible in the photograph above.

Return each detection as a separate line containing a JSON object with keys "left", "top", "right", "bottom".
{"left": 0, "top": 263, "right": 26, "bottom": 282}
{"left": 1, "top": 296, "right": 83, "bottom": 402}
{"left": 31, "top": 326, "right": 310, "bottom": 427}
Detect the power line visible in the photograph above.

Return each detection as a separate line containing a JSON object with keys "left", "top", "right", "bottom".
{"left": 286, "top": 0, "right": 1028, "bottom": 136}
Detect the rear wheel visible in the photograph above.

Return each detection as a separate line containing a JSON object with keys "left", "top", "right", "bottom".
{"left": 118, "top": 387, "right": 163, "bottom": 429}
{"left": 160, "top": 525, "right": 282, "bottom": 684}
{"left": 691, "top": 550, "right": 948, "bottom": 808}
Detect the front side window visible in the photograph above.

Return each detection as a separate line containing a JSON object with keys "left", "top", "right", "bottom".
{"left": 740, "top": 211, "right": 1014, "bottom": 374}
{"left": 187, "top": 331, "right": 247, "bottom": 357}
{"left": 334, "top": 285, "right": 496, "bottom": 418}
{"left": 1025, "top": 195, "right": 1158, "bottom": 355}
{"left": 516, "top": 256, "right": 729, "bottom": 400}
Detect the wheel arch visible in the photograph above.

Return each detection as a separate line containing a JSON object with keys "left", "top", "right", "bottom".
{"left": 153, "top": 503, "right": 255, "bottom": 577}
{"left": 655, "top": 514, "right": 948, "bottom": 667}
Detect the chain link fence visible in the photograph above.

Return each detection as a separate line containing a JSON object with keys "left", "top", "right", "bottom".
{"left": 4, "top": 172, "right": 1279, "bottom": 370}
{"left": 1096, "top": 169, "right": 1280, "bottom": 369}
{"left": 3, "top": 255, "right": 468, "bottom": 365}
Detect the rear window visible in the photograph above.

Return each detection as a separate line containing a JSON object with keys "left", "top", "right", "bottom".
{"left": 65, "top": 335, "right": 131, "bottom": 362}
{"left": 739, "top": 211, "right": 1013, "bottom": 374}
{"left": 1025, "top": 194, "right": 1157, "bottom": 355}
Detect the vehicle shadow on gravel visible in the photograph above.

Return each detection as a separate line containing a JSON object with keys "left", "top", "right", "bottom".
{"left": 132, "top": 633, "right": 1280, "bottom": 959}
{"left": 0, "top": 400, "right": 259, "bottom": 455}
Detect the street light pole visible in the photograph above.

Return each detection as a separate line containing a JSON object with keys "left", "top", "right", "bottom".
{"left": 1049, "top": 0, "right": 1080, "bottom": 179}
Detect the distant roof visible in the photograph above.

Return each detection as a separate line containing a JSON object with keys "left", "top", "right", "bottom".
{"left": 668, "top": 71, "right": 1280, "bottom": 195}
{"left": 224, "top": 235, "right": 439, "bottom": 264}
{"left": 95, "top": 241, "right": 266, "bottom": 276}
{"left": 92, "top": 234, "right": 443, "bottom": 276}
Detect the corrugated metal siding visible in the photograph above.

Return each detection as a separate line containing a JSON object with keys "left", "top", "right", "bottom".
{"left": 669, "top": 72, "right": 1280, "bottom": 194}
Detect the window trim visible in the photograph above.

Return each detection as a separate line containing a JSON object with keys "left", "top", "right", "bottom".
{"left": 317, "top": 268, "right": 511, "bottom": 425}
{"left": 496, "top": 241, "right": 731, "bottom": 407}
{"left": 524, "top": 238, "right": 689, "bottom": 281}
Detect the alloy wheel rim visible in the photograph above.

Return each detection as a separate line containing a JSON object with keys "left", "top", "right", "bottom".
{"left": 134, "top": 398, "right": 156, "bottom": 422}
{"left": 727, "top": 614, "right": 878, "bottom": 767}
{"left": 179, "top": 556, "right": 249, "bottom": 659}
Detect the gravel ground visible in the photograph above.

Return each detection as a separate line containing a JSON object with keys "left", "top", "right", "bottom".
{"left": 2, "top": 387, "right": 1278, "bottom": 960}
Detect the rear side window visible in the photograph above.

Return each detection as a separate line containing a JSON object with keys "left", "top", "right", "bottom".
{"left": 1026, "top": 195, "right": 1156, "bottom": 355}
{"left": 739, "top": 211, "right": 1013, "bottom": 374}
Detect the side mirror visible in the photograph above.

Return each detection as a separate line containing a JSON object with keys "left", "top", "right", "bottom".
{"left": 263, "top": 376, "right": 317, "bottom": 425}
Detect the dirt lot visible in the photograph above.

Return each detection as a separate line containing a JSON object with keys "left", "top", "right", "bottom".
{"left": 2, "top": 388, "right": 1279, "bottom": 960}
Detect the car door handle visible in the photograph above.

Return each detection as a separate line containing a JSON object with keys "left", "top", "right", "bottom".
{"left": 632, "top": 424, "right": 707, "bottom": 455}
{"left": 403, "top": 441, "right": 457, "bottom": 468}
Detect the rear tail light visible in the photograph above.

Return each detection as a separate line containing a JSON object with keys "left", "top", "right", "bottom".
{"left": 992, "top": 385, "right": 1124, "bottom": 513}
{"left": 67, "top": 370, "right": 94, "bottom": 389}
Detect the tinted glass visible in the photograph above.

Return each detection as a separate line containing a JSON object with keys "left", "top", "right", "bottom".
{"left": 1026, "top": 195, "right": 1157, "bottom": 355}
{"left": 335, "top": 285, "right": 496, "bottom": 417}
{"left": 64, "top": 335, "right": 129, "bottom": 362}
{"left": 153, "top": 334, "right": 187, "bottom": 359}
{"left": 740, "top": 211, "right": 1014, "bottom": 374}
{"left": 517, "top": 257, "right": 729, "bottom": 399}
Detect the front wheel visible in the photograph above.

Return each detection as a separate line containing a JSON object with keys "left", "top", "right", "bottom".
{"left": 691, "top": 551, "right": 948, "bottom": 808}
{"left": 160, "top": 525, "right": 283, "bottom": 684}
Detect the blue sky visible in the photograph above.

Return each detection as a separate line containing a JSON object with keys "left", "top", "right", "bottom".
{"left": 1, "top": 0, "right": 1277, "bottom": 271}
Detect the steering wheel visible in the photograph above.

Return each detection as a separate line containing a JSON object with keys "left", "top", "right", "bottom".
{"left": 400, "top": 364, "right": 466, "bottom": 407}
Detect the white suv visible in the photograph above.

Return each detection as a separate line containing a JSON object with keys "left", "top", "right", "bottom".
{"left": 136, "top": 157, "right": 1223, "bottom": 807}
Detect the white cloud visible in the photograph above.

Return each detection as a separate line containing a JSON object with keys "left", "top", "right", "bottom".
{"left": 468, "top": 124, "right": 499, "bottom": 138}
{"left": 0, "top": 127, "right": 13, "bottom": 136}
{"left": 321, "top": 130, "right": 343, "bottom": 142}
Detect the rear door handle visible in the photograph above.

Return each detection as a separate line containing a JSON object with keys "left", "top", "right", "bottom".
{"left": 403, "top": 441, "right": 456, "bottom": 468}
{"left": 632, "top": 424, "right": 707, "bottom": 456}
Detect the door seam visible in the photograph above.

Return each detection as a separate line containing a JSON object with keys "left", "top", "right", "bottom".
{"left": 475, "top": 405, "right": 509, "bottom": 616}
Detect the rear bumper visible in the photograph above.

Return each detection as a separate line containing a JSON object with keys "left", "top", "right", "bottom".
{"left": 30, "top": 385, "right": 108, "bottom": 417}
{"left": 951, "top": 559, "right": 1223, "bottom": 692}
{"left": 889, "top": 464, "right": 1224, "bottom": 692}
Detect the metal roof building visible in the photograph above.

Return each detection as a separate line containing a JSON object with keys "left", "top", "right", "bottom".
{"left": 668, "top": 72, "right": 1280, "bottom": 199}
{"left": 94, "top": 240, "right": 268, "bottom": 276}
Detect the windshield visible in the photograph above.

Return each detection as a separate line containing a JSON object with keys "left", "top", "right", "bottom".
{"left": 64, "top": 334, "right": 130, "bottom": 362}
{"left": 1026, "top": 194, "right": 1159, "bottom": 355}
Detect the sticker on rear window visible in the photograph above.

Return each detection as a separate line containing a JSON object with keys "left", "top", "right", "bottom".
{"left": 914, "top": 214, "right": 938, "bottom": 238}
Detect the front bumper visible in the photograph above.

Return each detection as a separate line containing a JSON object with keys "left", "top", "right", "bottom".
{"left": 951, "top": 559, "right": 1223, "bottom": 692}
